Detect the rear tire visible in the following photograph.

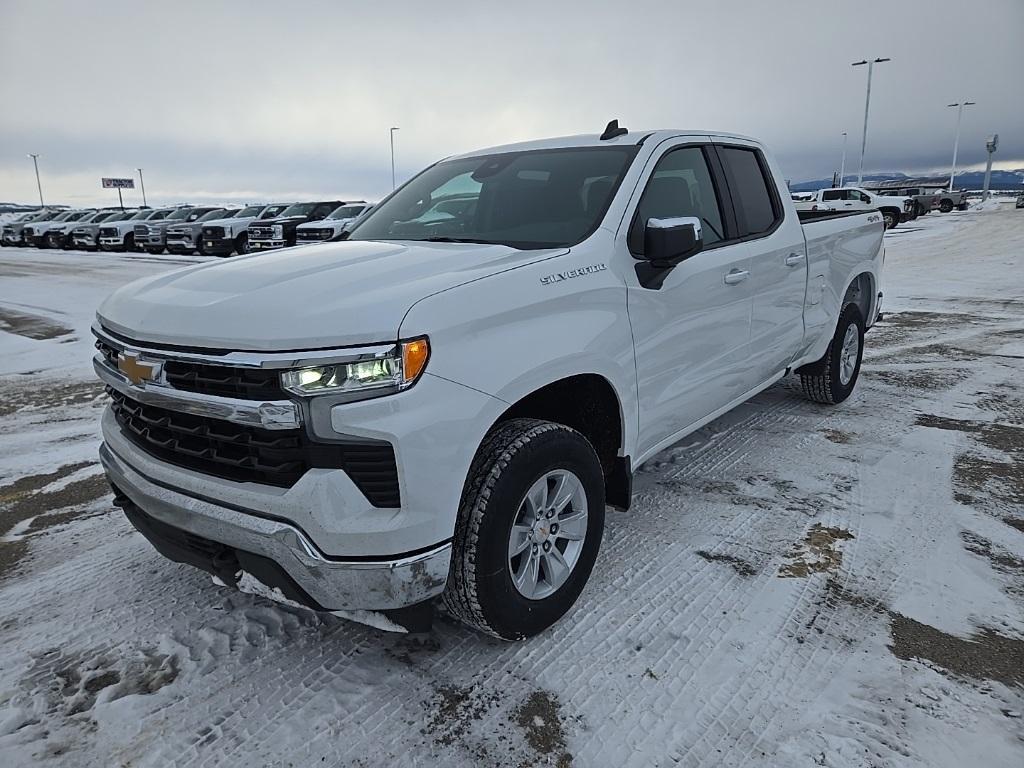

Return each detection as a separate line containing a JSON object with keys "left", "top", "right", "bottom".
{"left": 443, "top": 418, "right": 605, "bottom": 640}
{"left": 939, "top": 199, "right": 954, "bottom": 213}
{"left": 799, "top": 304, "right": 865, "bottom": 405}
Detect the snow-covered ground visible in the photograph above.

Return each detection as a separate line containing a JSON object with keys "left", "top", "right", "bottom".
{"left": 0, "top": 209, "right": 1021, "bottom": 767}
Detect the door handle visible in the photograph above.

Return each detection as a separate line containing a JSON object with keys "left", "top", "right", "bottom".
{"left": 724, "top": 269, "right": 749, "bottom": 285}
{"left": 785, "top": 253, "right": 805, "bottom": 267}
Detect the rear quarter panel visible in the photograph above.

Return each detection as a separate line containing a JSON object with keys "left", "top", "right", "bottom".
{"left": 796, "top": 212, "right": 883, "bottom": 365}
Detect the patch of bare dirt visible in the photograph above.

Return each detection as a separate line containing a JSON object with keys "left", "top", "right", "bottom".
{"left": 822, "top": 428, "right": 853, "bottom": 444}
{"left": 513, "top": 691, "right": 573, "bottom": 767}
{"left": 695, "top": 549, "right": 757, "bottom": 577}
{"left": 0, "top": 463, "right": 110, "bottom": 583}
{"left": 0, "top": 379, "right": 104, "bottom": 417}
{"left": 869, "top": 368, "right": 971, "bottom": 390}
{"left": 889, "top": 613, "right": 1024, "bottom": 687}
{"left": 779, "top": 524, "right": 855, "bottom": 578}
{"left": 0, "top": 306, "right": 73, "bottom": 340}
{"left": 961, "top": 531, "right": 1024, "bottom": 599}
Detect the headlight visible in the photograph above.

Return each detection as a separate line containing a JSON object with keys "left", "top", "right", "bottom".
{"left": 272, "top": 225, "right": 283, "bottom": 238}
{"left": 320, "top": 229, "right": 334, "bottom": 239}
{"left": 280, "top": 338, "right": 430, "bottom": 398}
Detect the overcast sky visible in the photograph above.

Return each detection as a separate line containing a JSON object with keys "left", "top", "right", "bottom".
{"left": 1, "top": 0, "right": 1021, "bottom": 207}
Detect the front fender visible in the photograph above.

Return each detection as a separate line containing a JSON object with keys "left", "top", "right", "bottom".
{"left": 399, "top": 245, "right": 637, "bottom": 458}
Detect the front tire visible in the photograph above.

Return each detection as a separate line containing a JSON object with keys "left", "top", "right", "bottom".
{"left": 235, "top": 232, "right": 249, "bottom": 256}
{"left": 443, "top": 418, "right": 605, "bottom": 640}
{"left": 881, "top": 210, "right": 899, "bottom": 230}
{"left": 799, "top": 303, "right": 865, "bottom": 405}
{"left": 939, "top": 199, "right": 954, "bottom": 213}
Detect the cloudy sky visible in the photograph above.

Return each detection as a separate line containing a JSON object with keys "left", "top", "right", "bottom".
{"left": 1, "top": 0, "right": 1021, "bottom": 207}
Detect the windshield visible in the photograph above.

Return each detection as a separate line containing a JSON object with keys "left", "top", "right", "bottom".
{"left": 126, "top": 210, "right": 153, "bottom": 220}
{"left": 196, "top": 209, "right": 228, "bottom": 222}
{"left": 236, "top": 205, "right": 263, "bottom": 218}
{"left": 166, "top": 208, "right": 195, "bottom": 221}
{"left": 259, "top": 204, "right": 289, "bottom": 219}
{"left": 90, "top": 211, "right": 120, "bottom": 222}
{"left": 47, "top": 211, "right": 76, "bottom": 222}
{"left": 327, "top": 204, "right": 365, "bottom": 220}
{"left": 347, "top": 146, "right": 638, "bottom": 249}
{"left": 65, "top": 211, "right": 94, "bottom": 222}
{"left": 277, "top": 203, "right": 319, "bottom": 217}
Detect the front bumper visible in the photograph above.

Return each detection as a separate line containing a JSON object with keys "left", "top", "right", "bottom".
{"left": 202, "top": 236, "right": 235, "bottom": 255}
{"left": 250, "top": 239, "right": 288, "bottom": 250}
{"left": 72, "top": 234, "right": 98, "bottom": 248}
{"left": 100, "top": 440, "right": 452, "bottom": 611}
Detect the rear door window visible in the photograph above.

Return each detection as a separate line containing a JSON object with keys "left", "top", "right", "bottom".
{"left": 717, "top": 147, "right": 780, "bottom": 236}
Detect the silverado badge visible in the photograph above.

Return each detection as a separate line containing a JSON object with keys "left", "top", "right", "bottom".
{"left": 540, "top": 263, "right": 607, "bottom": 285}
{"left": 117, "top": 351, "right": 161, "bottom": 386}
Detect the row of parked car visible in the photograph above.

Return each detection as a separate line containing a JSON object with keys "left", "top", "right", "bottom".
{"left": 0, "top": 200, "right": 371, "bottom": 256}
{"left": 790, "top": 185, "right": 969, "bottom": 230}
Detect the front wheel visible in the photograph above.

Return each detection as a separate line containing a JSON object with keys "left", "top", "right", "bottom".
{"left": 799, "top": 303, "right": 865, "bottom": 405}
{"left": 881, "top": 210, "right": 899, "bottom": 230}
{"left": 234, "top": 232, "right": 249, "bottom": 255}
{"left": 939, "top": 199, "right": 954, "bottom": 213}
{"left": 443, "top": 418, "right": 605, "bottom": 640}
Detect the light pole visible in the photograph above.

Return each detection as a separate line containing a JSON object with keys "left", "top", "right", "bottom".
{"left": 137, "top": 168, "right": 148, "bottom": 207}
{"left": 27, "top": 153, "right": 44, "bottom": 207}
{"left": 947, "top": 101, "right": 975, "bottom": 191}
{"left": 839, "top": 131, "right": 848, "bottom": 187}
{"left": 389, "top": 127, "right": 400, "bottom": 191}
{"left": 851, "top": 57, "right": 891, "bottom": 185}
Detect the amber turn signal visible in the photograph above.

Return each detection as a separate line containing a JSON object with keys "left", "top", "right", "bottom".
{"left": 402, "top": 338, "right": 430, "bottom": 384}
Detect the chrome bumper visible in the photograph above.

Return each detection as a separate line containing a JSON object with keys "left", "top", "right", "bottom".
{"left": 100, "top": 442, "right": 451, "bottom": 611}
{"left": 250, "top": 239, "right": 288, "bottom": 249}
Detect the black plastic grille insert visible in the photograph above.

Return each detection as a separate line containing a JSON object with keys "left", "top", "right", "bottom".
{"left": 108, "top": 388, "right": 400, "bottom": 506}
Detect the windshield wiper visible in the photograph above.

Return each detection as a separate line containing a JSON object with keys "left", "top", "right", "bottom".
{"left": 418, "top": 236, "right": 498, "bottom": 244}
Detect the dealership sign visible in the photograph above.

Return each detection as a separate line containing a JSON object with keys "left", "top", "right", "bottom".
{"left": 102, "top": 177, "right": 135, "bottom": 189}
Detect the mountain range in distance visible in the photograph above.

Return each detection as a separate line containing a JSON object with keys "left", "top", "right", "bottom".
{"left": 790, "top": 169, "right": 1024, "bottom": 192}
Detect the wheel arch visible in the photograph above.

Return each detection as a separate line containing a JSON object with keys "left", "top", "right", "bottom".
{"left": 487, "top": 373, "right": 631, "bottom": 510}
{"left": 841, "top": 271, "right": 876, "bottom": 326}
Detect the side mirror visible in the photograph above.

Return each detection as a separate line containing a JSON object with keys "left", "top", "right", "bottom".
{"left": 643, "top": 216, "right": 703, "bottom": 267}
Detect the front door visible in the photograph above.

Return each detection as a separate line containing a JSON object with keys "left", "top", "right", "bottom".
{"left": 623, "top": 143, "right": 754, "bottom": 459}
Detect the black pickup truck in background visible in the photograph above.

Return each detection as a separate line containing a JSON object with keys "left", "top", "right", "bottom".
{"left": 246, "top": 201, "right": 345, "bottom": 251}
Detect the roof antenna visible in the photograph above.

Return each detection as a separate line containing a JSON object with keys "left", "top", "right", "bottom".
{"left": 600, "top": 119, "right": 628, "bottom": 141}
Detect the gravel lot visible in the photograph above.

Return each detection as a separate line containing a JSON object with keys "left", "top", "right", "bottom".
{"left": 0, "top": 206, "right": 1022, "bottom": 767}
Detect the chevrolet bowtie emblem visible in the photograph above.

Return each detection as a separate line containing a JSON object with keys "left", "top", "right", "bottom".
{"left": 117, "top": 352, "right": 160, "bottom": 386}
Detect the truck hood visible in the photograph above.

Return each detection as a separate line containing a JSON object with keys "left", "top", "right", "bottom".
{"left": 98, "top": 239, "right": 565, "bottom": 350}
{"left": 204, "top": 215, "right": 256, "bottom": 229}
{"left": 252, "top": 215, "right": 312, "bottom": 228}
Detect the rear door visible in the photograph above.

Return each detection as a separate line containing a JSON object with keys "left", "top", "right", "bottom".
{"left": 713, "top": 142, "right": 808, "bottom": 383}
{"left": 624, "top": 141, "right": 755, "bottom": 457}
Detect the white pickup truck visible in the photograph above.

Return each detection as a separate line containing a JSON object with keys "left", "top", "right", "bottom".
{"left": 94, "top": 123, "right": 883, "bottom": 638}
{"left": 792, "top": 186, "right": 913, "bottom": 230}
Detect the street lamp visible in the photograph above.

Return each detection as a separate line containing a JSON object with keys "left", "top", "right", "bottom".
{"left": 390, "top": 127, "right": 400, "bottom": 191}
{"left": 851, "top": 57, "right": 891, "bottom": 185}
{"left": 947, "top": 101, "right": 976, "bottom": 191}
{"left": 27, "top": 153, "right": 44, "bottom": 207}
{"left": 137, "top": 168, "right": 148, "bottom": 207}
{"left": 839, "top": 132, "right": 848, "bottom": 187}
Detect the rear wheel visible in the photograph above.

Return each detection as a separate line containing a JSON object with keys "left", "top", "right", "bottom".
{"left": 939, "top": 199, "right": 954, "bottom": 213}
{"left": 799, "top": 304, "right": 865, "bottom": 405}
{"left": 443, "top": 418, "right": 605, "bottom": 640}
